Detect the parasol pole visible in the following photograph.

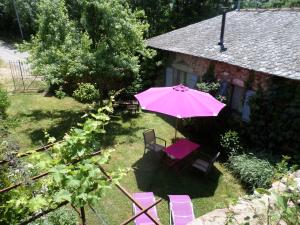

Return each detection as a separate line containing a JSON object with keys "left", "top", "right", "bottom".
{"left": 174, "top": 118, "right": 178, "bottom": 140}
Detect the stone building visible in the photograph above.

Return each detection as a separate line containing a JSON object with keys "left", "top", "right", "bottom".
{"left": 147, "top": 9, "right": 300, "bottom": 121}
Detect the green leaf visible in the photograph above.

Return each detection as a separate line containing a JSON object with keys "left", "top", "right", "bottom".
{"left": 274, "top": 193, "right": 287, "bottom": 210}
{"left": 54, "top": 189, "right": 72, "bottom": 203}
{"left": 28, "top": 195, "right": 48, "bottom": 212}
{"left": 66, "top": 179, "right": 81, "bottom": 189}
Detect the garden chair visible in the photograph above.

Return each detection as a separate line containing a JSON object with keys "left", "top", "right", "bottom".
{"left": 127, "top": 100, "right": 139, "bottom": 114}
{"left": 191, "top": 152, "right": 220, "bottom": 174}
{"left": 143, "top": 129, "right": 166, "bottom": 155}
{"left": 168, "top": 195, "right": 195, "bottom": 225}
{"left": 132, "top": 192, "right": 160, "bottom": 225}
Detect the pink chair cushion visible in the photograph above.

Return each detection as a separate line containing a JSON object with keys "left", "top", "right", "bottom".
{"left": 133, "top": 192, "right": 159, "bottom": 225}
{"left": 169, "top": 195, "right": 195, "bottom": 225}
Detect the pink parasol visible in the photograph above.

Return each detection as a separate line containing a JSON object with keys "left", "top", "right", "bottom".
{"left": 135, "top": 84, "right": 225, "bottom": 138}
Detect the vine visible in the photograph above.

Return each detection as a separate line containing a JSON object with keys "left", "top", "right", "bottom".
{"left": 1, "top": 95, "right": 127, "bottom": 225}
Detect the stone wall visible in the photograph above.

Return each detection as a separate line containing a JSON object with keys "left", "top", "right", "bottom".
{"left": 173, "top": 52, "right": 271, "bottom": 91}
{"left": 189, "top": 170, "right": 300, "bottom": 225}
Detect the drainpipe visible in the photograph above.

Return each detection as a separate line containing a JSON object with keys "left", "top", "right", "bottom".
{"left": 236, "top": 0, "right": 241, "bottom": 11}
{"left": 218, "top": 7, "right": 227, "bottom": 52}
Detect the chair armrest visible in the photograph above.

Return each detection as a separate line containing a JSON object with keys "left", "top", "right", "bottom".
{"left": 156, "top": 137, "right": 167, "bottom": 147}
{"left": 197, "top": 152, "right": 212, "bottom": 161}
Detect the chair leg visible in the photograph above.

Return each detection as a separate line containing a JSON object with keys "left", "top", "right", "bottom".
{"left": 169, "top": 204, "right": 172, "bottom": 225}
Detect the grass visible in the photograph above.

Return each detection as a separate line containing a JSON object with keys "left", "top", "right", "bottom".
{"left": 6, "top": 93, "right": 86, "bottom": 150}
{"left": 4, "top": 93, "right": 245, "bottom": 224}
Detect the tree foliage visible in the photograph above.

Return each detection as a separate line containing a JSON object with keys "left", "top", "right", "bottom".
{"left": 80, "top": 0, "right": 154, "bottom": 92}
{"left": 23, "top": 0, "right": 153, "bottom": 94}
{"left": 0, "top": 0, "right": 39, "bottom": 38}
{"left": 238, "top": 0, "right": 300, "bottom": 8}
{"left": 23, "top": 0, "right": 93, "bottom": 85}
{"left": 129, "top": 0, "right": 229, "bottom": 37}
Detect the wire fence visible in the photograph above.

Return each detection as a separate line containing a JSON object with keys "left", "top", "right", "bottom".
{"left": 9, "top": 60, "right": 45, "bottom": 92}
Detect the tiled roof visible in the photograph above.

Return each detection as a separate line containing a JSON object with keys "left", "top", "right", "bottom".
{"left": 147, "top": 9, "right": 300, "bottom": 80}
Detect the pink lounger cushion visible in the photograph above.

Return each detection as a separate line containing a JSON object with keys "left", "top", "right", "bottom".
{"left": 133, "top": 192, "right": 159, "bottom": 225}
{"left": 169, "top": 195, "right": 195, "bottom": 225}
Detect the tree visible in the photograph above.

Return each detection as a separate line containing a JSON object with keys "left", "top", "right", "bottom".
{"left": 0, "top": 0, "right": 39, "bottom": 39}
{"left": 24, "top": 0, "right": 93, "bottom": 86}
{"left": 238, "top": 0, "right": 300, "bottom": 8}
{"left": 129, "top": 0, "right": 228, "bottom": 37}
{"left": 80, "top": 0, "right": 154, "bottom": 93}
{"left": 24, "top": 0, "right": 153, "bottom": 95}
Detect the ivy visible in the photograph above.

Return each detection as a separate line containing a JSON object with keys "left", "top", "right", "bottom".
{"left": 246, "top": 77, "right": 300, "bottom": 158}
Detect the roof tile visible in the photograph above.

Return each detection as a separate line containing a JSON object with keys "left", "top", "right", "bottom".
{"left": 147, "top": 10, "right": 300, "bottom": 80}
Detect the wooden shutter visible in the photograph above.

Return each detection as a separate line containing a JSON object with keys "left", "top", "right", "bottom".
{"left": 219, "top": 80, "right": 229, "bottom": 96}
{"left": 165, "top": 67, "right": 173, "bottom": 86}
{"left": 231, "top": 85, "right": 245, "bottom": 113}
{"left": 242, "top": 90, "right": 255, "bottom": 122}
{"left": 186, "top": 73, "right": 198, "bottom": 89}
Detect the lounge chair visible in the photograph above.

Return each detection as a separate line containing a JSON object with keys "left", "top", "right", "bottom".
{"left": 192, "top": 152, "right": 220, "bottom": 174}
{"left": 168, "top": 195, "right": 195, "bottom": 225}
{"left": 143, "top": 129, "right": 166, "bottom": 154}
{"left": 132, "top": 192, "right": 160, "bottom": 225}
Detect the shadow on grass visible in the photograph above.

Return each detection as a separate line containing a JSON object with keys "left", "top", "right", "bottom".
{"left": 155, "top": 112, "right": 229, "bottom": 159}
{"left": 18, "top": 109, "right": 85, "bottom": 145}
{"left": 98, "top": 119, "right": 146, "bottom": 148}
{"left": 18, "top": 108, "right": 145, "bottom": 148}
{"left": 132, "top": 151, "right": 221, "bottom": 200}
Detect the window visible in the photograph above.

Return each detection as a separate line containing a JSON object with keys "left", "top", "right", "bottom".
{"left": 173, "top": 69, "right": 187, "bottom": 85}
{"left": 165, "top": 67, "right": 198, "bottom": 89}
{"left": 230, "top": 85, "right": 245, "bottom": 113}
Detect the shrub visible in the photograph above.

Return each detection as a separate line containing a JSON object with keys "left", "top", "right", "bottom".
{"left": 274, "top": 155, "right": 298, "bottom": 181}
{"left": 220, "top": 130, "right": 243, "bottom": 155}
{"left": 227, "top": 153, "right": 274, "bottom": 189}
{"left": 55, "top": 86, "right": 66, "bottom": 99}
{"left": 197, "top": 82, "right": 220, "bottom": 94}
{"left": 0, "top": 87, "right": 10, "bottom": 118}
{"left": 73, "top": 83, "right": 100, "bottom": 103}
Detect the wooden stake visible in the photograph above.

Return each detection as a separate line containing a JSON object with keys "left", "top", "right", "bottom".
{"left": 80, "top": 207, "right": 86, "bottom": 225}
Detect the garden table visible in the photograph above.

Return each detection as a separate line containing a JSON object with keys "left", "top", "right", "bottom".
{"left": 164, "top": 138, "right": 200, "bottom": 160}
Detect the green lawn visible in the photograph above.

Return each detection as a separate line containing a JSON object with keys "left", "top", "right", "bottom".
{"left": 6, "top": 93, "right": 86, "bottom": 150}
{"left": 6, "top": 93, "right": 245, "bottom": 224}
{"left": 85, "top": 112, "right": 245, "bottom": 224}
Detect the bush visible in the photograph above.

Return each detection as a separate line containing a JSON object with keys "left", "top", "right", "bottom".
{"left": 227, "top": 153, "right": 274, "bottom": 189}
{"left": 55, "top": 86, "right": 66, "bottom": 99}
{"left": 73, "top": 83, "right": 100, "bottom": 103}
{"left": 274, "top": 155, "right": 298, "bottom": 181}
{"left": 220, "top": 130, "right": 243, "bottom": 156}
{"left": 0, "top": 87, "right": 10, "bottom": 118}
{"left": 197, "top": 82, "right": 220, "bottom": 94}
{"left": 29, "top": 207, "right": 77, "bottom": 225}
